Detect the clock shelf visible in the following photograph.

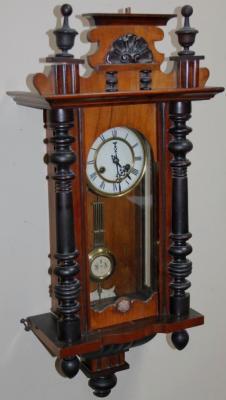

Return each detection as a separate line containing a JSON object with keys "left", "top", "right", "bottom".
{"left": 82, "top": 12, "right": 177, "bottom": 26}
{"left": 10, "top": 4, "right": 224, "bottom": 397}
{"left": 8, "top": 86, "right": 224, "bottom": 109}
{"left": 24, "top": 309, "right": 203, "bottom": 359}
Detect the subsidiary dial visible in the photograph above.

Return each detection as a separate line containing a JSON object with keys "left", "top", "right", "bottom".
{"left": 86, "top": 127, "right": 146, "bottom": 197}
{"left": 89, "top": 248, "right": 115, "bottom": 282}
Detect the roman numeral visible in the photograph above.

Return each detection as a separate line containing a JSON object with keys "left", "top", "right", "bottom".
{"left": 112, "top": 129, "right": 117, "bottom": 138}
{"left": 113, "top": 183, "right": 118, "bottom": 192}
{"left": 90, "top": 172, "right": 97, "bottom": 181}
{"left": 100, "top": 180, "right": 105, "bottom": 190}
{"left": 87, "top": 160, "right": 95, "bottom": 165}
{"left": 130, "top": 167, "right": 139, "bottom": 176}
{"left": 100, "top": 134, "right": 106, "bottom": 142}
{"left": 134, "top": 156, "right": 142, "bottom": 161}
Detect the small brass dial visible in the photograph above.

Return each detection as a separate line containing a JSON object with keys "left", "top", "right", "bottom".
{"left": 89, "top": 248, "right": 115, "bottom": 282}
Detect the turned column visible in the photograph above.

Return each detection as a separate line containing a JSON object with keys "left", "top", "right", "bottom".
{"left": 45, "top": 108, "right": 81, "bottom": 342}
{"left": 168, "top": 101, "right": 193, "bottom": 350}
{"left": 168, "top": 101, "right": 192, "bottom": 315}
{"left": 44, "top": 107, "right": 81, "bottom": 377}
{"left": 45, "top": 4, "right": 82, "bottom": 378}
{"left": 168, "top": 4, "right": 204, "bottom": 351}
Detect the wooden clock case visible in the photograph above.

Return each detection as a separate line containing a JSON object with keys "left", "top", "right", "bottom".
{"left": 9, "top": 4, "right": 224, "bottom": 397}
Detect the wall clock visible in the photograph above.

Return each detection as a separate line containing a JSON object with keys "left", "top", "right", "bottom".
{"left": 8, "top": 3, "right": 224, "bottom": 397}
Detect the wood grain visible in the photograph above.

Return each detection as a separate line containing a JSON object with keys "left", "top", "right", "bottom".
{"left": 90, "top": 293, "right": 158, "bottom": 330}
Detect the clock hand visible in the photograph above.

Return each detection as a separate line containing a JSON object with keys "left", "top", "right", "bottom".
{"left": 123, "top": 163, "right": 132, "bottom": 180}
{"left": 111, "top": 143, "right": 132, "bottom": 187}
{"left": 118, "top": 163, "right": 129, "bottom": 178}
{"left": 111, "top": 142, "right": 121, "bottom": 179}
{"left": 115, "top": 163, "right": 122, "bottom": 192}
{"left": 110, "top": 143, "right": 122, "bottom": 192}
{"left": 111, "top": 154, "right": 121, "bottom": 166}
{"left": 111, "top": 155, "right": 125, "bottom": 176}
{"left": 111, "top": 142, "right": 121, "bottom": 167}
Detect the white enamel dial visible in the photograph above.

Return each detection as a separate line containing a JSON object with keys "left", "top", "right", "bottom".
{"left": 90, "top": 255, "right": 113, "bottom": 281}
{"left": 86, "top": 127, "right": 146, "bottom": 196}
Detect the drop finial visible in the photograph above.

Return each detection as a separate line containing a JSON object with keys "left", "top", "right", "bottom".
{"left": 172, "top": 330, "right": 189, "bottom": 350}
{"left": 176, "top": 5, "right": 198, "bottom": 56}
{"left": 54, "top": 4, "right": 78, "bottom": 58}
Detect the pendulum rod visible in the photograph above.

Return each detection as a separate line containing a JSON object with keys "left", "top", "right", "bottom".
{"left": 93, "top": 198, "right": 105, "bottom": 248}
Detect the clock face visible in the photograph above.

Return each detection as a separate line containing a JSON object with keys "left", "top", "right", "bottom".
{"left": 86, "top": 127, "right": 146, "bottom": 196}
{"left": 90, "top": 256, "right": 112, "bottom": 280}
{"left": 89, "top": 249, "right": 115, "bottom": 282}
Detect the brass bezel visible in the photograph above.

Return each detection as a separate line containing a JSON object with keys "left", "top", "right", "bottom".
{"left": 88, "top": 247, "right": 116, "bottom": 282}
{"left": 86, "top": 127, "right": 147, "bottom": 198}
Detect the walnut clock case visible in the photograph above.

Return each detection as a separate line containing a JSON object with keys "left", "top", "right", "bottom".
{"left": 9, "top": 4, "right": 224, "bottom": 397}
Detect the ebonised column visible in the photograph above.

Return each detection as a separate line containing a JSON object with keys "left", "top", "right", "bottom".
{"left": 168, "top": 101, "right": 192, "bottom": 349}
{"left": 44, "top": 3, "right": 81, "bottom": 377}
{"left": 45, "top": 108, "right": 81, "bottom": 343}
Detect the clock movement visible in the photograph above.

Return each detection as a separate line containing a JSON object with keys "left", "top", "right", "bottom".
{"left": 9, "top": 3, "right": 224, "bottom": 397}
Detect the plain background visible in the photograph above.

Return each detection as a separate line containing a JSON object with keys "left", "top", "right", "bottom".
{"left": 1, "top": 1, "right": 226, "bottom": 399}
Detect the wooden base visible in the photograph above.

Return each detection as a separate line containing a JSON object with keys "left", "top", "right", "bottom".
{"left": 25, "top": 310, "right": 204, "bottom": 359}
{"left": 80, "top": 356, "right": 129, "bottom": 378}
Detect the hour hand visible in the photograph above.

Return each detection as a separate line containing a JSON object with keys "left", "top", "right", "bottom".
{"left": 119, "top": 163, "right": 131, "bottom": 178}
{"left": 111, "top": 154, "right": 120, "bottom": 165}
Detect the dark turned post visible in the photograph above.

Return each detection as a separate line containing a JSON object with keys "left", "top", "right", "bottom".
{"left": 168, "top": 4, "right": 202, "bottom": 351}
{"left": 45, "top": 108, "right": 80, "bottom": 342}
{"left": 45, "top": 4, "right": 81, "bottom": 377}
{"left": 168, "top": 100, "right": 193, "bottom": 350}
{"left": 170, "top": 5, "right": 204, "bottom": 88}
{"left": 44, "top": 108, "right": 80, "bottom": 375}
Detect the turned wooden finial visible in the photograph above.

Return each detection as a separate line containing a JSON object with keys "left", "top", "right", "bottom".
{"left": 176, "top": 5, "right": 198, "bottom": 55}
{"left": 170, "top": 5, "right": 204, "bottom": 88}
{"left": 54, "top": 4, "right": 78, "bottom": 58}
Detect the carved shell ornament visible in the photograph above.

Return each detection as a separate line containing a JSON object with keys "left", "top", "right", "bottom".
{"left": 106, "top": 33, "right": 153, "bottom": 64}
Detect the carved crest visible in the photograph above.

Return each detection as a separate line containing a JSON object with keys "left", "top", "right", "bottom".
{"left": 106, "top": 33, "right": 153, "bottom": 64}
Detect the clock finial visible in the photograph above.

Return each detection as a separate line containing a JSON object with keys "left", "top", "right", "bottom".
{"left": 182, "top": 4, "right": 193, "bottom": 24}
{"left": 54, "top": 3, "right": 78, "bottom": 58}
{"left": 176, "top": 5, "right": 198, "bottom": 55}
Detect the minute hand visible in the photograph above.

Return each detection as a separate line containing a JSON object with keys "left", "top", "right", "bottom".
{"left": 111, "top": 154, "right": 121, "bottom": 179}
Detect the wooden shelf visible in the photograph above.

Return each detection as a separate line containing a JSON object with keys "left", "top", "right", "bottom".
{"left": 27, "top": 309, "right": 204, "bottom": 359}
{"left": 8, "top": 87, "right": 224, "bottom": 110}
{"left": 82, "top": 13, "right": 177, "bottom": 26}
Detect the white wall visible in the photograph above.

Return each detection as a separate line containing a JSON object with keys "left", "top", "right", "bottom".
{"left": 1, "top": 1, "right": 226, "bottom": 399}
